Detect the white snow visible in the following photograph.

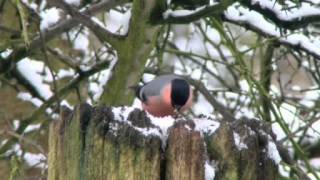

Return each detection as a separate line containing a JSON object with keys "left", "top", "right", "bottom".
{"left": 203, "top": 24, "right": 221, "bottom": 44}
{"left": 310, "top": 158, "right": 320, "bottom": 169}
{"left": 91, "top": 9, "right": 132, "bottom": 36}
{"left": 21, "top": 0, "right": 38, "bottom": 10}
{"left": 111, "top": 106, "right": 163, "bottom": 138}
{"left": 0, "top": 49, "right": 12, "bottom": 58}
{"left": 88, "top": 58, "right": 117, "bottom": 101}
{"left": 163, "top": 5, "right": 213, "bottom": 19}
{"left": 12, "top": 144, "right": 22, "bottom": 156}
{"left": 61, "top": 28, "right": 90, "bottom": 55}
{"left": 25, "top": 123, "right": 41, "bottom": 133}
{"left": 305, "top": 120, "right": 320, "bottom": 143}
{"left": 64, "top": 0, "right": 80, "bottom": 6}
{"left": 61, "top": 100, "right": 73, "bottom": 109}
{"left": 267, "top": 137, "right": 282, "bottom": 164}
{"left": 110, "top": 106, "right": 220, "bottom": 149}
{"left": 17, "top": 92, "right": 43, "bottom": 107}
{"left": 251, "top": 0, "right": 320, "bottom": 21}
{"left": 309, "top": 0, "right": 320, "bottom": 3}
{"left": 194, "top": 117, "right": 220, "bottom": 134}
{"left": 73, "top": 29, "right": 90, "bottom": 53}
{"left": 291, "top": 85, "right": 301, "bottom": 91}
{"left": 24, "top": 153, "right": 47, "bottom": 168}
{"left": 17, "top": 58, "right": 53, "bottom": 100}
{"left": 205, "top": 161, "right": 216, "bottom": 180}
{"left": 57, "top": 69, "right": 75, "bottom": 79}
{"left": 224, "top": 3, "right": 320, "bottom": 58}
{"left": 299, "top": 89, "right": 320, "bottom": 108}
{"left": 271, "top": 103, "right": 301, "bottom": 141}
{"left": 91, "top": 17, "right": 106, "bottom": 28}
{"left": 142, "top": 74, "right": 156, "bottom": 82}
{"left": 5, "top": 143, "right": 46, "bottom": 168}
{"left": 193, "top": 94, "right": 214, "bottom": 115}
{"left": 112, "top": 106, "right": 138, "bottom": 122}
{"left": 121, "top": 10, "right": 132, "bottom": 35}
{"left": 163, "top": 9, "right": 192, "bottom": 19}
{"left": 302, "top": 60, "right": 310, "bottom": 68}
{"left": 146, "top": 114, "right": 176, "bottom": 139}
{"left": 13, "top": 120, "right": 20, "bottom": 130}
{"left": 233, "top": 132, "right": 248, "bottom": 150}
{"left": 40, "top": 7, "right": 61, "bottom": 30}
{"left": 209, "top": 0, "right": 216, "bottom": 5}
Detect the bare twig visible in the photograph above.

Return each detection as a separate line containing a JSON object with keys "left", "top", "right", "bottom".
{"left": 0, "top": 59, "right": 110, "bottom": 156}
{"left": 53, "top": 0, "right": 126, "bottom": 48}
{"left": 47, "top": 47, "right": 80, "bottom": 71}
{"left": 0, "top": 0, "right": 128, "bottom": 75}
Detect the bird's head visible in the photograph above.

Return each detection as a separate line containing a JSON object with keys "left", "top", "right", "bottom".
{"left": 171, "top": 79, "right": 190, "bottom": 112}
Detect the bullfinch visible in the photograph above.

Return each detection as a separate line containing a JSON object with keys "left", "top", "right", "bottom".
{"left": 135, "top": 74, "right": 193, "bottom": 117}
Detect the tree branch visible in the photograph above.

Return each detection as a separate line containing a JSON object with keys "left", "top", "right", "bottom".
{"left": 260, "top": 41, "right": 275, "bottom": 122}
{"left": 0, "top": 0, "right": 127, "bottom": 75}
{"left": 160, "top": 1, "right": 234, "bottom": 24}
{"left": 0, "top": 59, "right": 110, "bottom": 156}
{"left": 11, "top": 67, "right": 46, "bottom": 101}
{"left": 98, "top": 0, "right": 162, "bottom": 105}
{"left": 241, "top": 0, "right": 320, "bottom": 30}
{"left": 53, "top": 0, "right": 126, "bottom": 49}
{"left": 222, "top": 14, "right": 320, "bottom": 60}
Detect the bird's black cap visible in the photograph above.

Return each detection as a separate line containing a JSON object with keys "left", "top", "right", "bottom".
{"left": 171, "top": 79, "right": 190, "bottom": 110}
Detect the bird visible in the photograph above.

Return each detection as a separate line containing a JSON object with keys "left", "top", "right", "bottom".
{"left": 135, "top": 74, "right": 193, "bottom": 117}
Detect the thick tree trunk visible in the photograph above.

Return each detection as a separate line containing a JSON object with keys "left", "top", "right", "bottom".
{"left": 48, "top": 104, "right": 279, "bottom": 180}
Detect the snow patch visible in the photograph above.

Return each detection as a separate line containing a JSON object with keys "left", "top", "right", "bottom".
{"left": 40, "top": 7, "right": 61, "bottom": 30}
{"left": 17, "top": 92, "right": 43, "bottom": 107}
{"left": 73, "top": 29, "right": 90, "bottom": 53}
{"left": 194, "top": 117, "right": 220, "bottom": 134}
{"left": 111, "top": 106, "right": 163, "bottom": 137}
{"left": 24, "top": 153, "right": 47, "bottom": 168}
{"left": 17, "top": 58, "right": 53, "bottom": 100}
{"left": 225, "top": 4, "right": 320, "bottom": 58}
{"left": 64, "top": 0, "right": 80, "bottom": 6}
{"left": 88, "top": 58, "right": 117, "bottom": 101}
{"left": 205, "top": 161, "right": 216, "bottom": 180}
{"left": 310, "top": 158, "right": 320, "bottom": 169}
{"left": 57, "top": 69, "right": 75, "bottom": 79}
{"left": 267, "top": 137, "right": 281, "bottom": 164}
{"left": 110, "top": 106, "right": 220, "bottom": 149}
{"left": 0, "top": 49, "right": 12, "bottom": 58}
{"left": 93, "top": 9, "right": 132, "bottom": 35}
{"left": 233, "top": 132, "right": 248, "bottom": 150}
{"left": 163, "top": 5, "right": 212, "bottom": 19}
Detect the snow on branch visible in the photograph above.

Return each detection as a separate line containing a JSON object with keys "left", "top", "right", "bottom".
{"left": 161, "top": 1, "right": 320, "bottom": 59}
{"left": 0, "top": 0, "right": 125, "bottom": 75}
{"left": 52, "top": 0, "right": 126, "bottom": 48}
{"left": 224, "top": 4, "right": 320, "bottom": 59}
{"left": 162, "top": 2, "right": 233, "bottom": 24}
{"left": 242, "top": 0, "right": 320, "bottom": 30}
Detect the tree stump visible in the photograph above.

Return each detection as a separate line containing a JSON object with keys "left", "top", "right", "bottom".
{"left": 48, "top": 104, "right": 280, "bottom": 180}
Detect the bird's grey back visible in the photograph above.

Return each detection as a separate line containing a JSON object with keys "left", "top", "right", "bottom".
{"left": 140, "top": 74, "right": 182, "bottom": 97}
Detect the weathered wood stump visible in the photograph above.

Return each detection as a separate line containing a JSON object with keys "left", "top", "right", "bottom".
{"left": 48, "top": 104, "right": 280, "bottom": 180}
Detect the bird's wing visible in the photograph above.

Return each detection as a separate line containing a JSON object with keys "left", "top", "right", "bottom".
{"left": 141, "top": 74, "right": 181, "bottom": 97}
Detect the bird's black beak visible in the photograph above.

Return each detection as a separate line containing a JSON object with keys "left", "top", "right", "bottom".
{"left": 174, "top": 105, "right": 182, "bottom": 113}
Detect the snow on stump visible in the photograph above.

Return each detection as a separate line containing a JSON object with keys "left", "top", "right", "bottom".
{"left": 48, "top": 104, "right": 280, "bottom": 180}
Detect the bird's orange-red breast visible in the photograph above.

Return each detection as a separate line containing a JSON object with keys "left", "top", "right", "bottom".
{"left": 135, "top": 74, "right": 193, "bottom": 117}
